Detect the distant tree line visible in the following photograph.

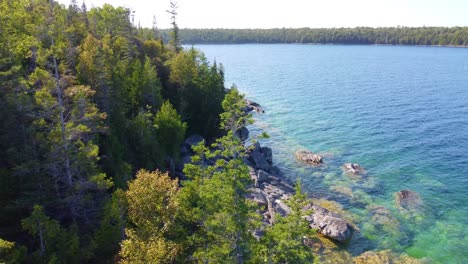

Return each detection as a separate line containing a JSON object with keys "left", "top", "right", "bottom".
{"left": 159, "top": 27, "right": 468, "bottom": 46}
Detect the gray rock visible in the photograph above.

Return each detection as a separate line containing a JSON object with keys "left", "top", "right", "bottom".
{"left": 257, "top": 170, "right": 269, "bottom": 183}
{"left": 184, "top": 134, "right": 205, "bottom": 151}
{"left": 235, "top": 127, "right": 249, "bottom": 141}
{"left": 343, "top": 163, "right": 366, "bottom": 177}
{"left": 395, "top": 190, "right": 423, "bottom": 211}
{"left": 275, "top": 199, "right": 292, "bottom": 216}
{"left": 248, "top": 188, "right": 268, "bottom": 208}
{"left": 261, "top": 147, "right": 273, "bottom": 165}
{"left": 250, "top": 147, "right": 271, "bottom": 172}
{"left": 306, "top": 205, "right": 354, "bottom": 242}
{"left": 295, "top": 150, "right": 323, "bottom": 165}
{"left": 245, "top": 99, "right": 264, "bottom": 113}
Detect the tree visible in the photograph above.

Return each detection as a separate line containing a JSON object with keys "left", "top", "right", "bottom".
{"left": 22, "top": 205, "right": 80, "bottom": 263}
{"left": 0, "top": 238, "right": 26, "bottom": 264}
{"left": 119, "top": 170, "right": 180, "bottom": 263}
{"left": 252, "top": 183, "right": 315, "bottom": 264}
{"left": 177, "top": 88, "right": 258, "bottom": 263}
{"left": 166, "top": 1, "right": 181, "bottom": 53}
{"left": 154, "top": 101, "right": 187, "bottom": 164}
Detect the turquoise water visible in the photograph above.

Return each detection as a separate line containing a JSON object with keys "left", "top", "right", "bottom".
{"left": 193, "top": 44, "right": 468, "bottom": 263}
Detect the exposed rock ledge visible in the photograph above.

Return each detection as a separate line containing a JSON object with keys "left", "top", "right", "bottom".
{"left": 247, "top": 141, "right": 354, "bottom": 242}
{"left": 244, "top": 99, "right": 264, "bottom": 113}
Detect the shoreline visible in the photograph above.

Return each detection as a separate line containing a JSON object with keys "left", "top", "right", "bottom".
{"left": 185, "top": 42, "right": 468, "bottom": 49}
{"left": 241, "top": 100, "right": 429, "bottom": 263}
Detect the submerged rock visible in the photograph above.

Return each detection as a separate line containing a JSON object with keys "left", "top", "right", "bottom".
{"left": 305, "top": 205, "right": 354, "bottom": 242}
{"left": 353, "top": 250, "right": 427, "bottom": 264}
{"left": 395, "top": 190, "right": 424, "bottom": 212}
{"left": 295, "top": 150, "right": 323, "bottom": 165}
{"left": 342, "top": 163, "right": 366, "bottom": 180}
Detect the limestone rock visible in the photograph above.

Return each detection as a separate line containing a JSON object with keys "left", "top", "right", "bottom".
{"left": 235, "top": 126, "right": 249, "bottom": 141}
{"left": 395, "top": 190, "right": 423, "bottom": 212}
{"left": 306, "top": 205, "right": 354, "bottom": 242}
{"left": 295, "top": 150, "right": 323, "bottom": 165}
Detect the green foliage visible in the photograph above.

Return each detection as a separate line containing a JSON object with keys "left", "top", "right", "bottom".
{"left": 0, "top": 238, "right": 26, "bottom": 264}
{"left": 119, "top": 170, "right": 180, "bottom": 263}
{"left": 22, "top": 205, "right": 81, "bottom": 264}
{"left": 221, "top": 87, "right": 254, "bottom": 133}
{"left": 154, "top": 101, "right": 187, "bottom": 161}
{"left": 93, "top": 189, "right": 127, "bottom": 263}
{"left": 166, "top": 48, "right": 225, "bottom": 138}
{"left": 252, "top": 183, "right": 315, "bottom": 263}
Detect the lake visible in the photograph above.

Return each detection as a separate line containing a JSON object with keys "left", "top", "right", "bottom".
{"left": 192, "top": 44, "right": 468, "bottom": 263}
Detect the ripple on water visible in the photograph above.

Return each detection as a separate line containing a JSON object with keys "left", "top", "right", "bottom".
{"left": 195, "top": 44, "right": 468, "bottom": 263}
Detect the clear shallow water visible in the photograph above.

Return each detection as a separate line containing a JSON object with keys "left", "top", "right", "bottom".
{"left": 193, "top": 44, "right": 468, "bottom": 263}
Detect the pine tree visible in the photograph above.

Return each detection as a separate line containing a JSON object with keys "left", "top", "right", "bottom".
{"left": 252, "top": 183, "right": 315, "bottom": 263}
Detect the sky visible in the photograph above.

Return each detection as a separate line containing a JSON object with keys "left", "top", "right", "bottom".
{"left": 57, "top": 0, "right": 468, "bottom": 29}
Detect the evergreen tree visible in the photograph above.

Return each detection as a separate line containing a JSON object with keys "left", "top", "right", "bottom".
{"left": 252, "top": 183, "right": 315, "bottom": 263}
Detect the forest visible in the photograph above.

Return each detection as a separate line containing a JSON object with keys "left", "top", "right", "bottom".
{"left": 160, "top": 27, "right": 468, "bottom": 46}
{"left": 0, "top": 1, "right": 315, "bottom": 263}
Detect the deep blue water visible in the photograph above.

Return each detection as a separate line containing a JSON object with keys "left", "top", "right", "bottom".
{"left": 193, "top": 44, "right": 468, "bottom": 263}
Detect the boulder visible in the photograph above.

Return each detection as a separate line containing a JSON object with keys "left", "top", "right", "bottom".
{"left": 249, "top": 143, "right": 271, "bottom": 172}
{"left": 295, "top": 150, "right": 323, "bottom": 165}
{"left": 343, "top": 163, "right": 365, "bottom": 175}
{"left": 235, "top": 126, "right": 249, "bottom": 141}
{"left": 395, "top": 190, "right": 423, "bottom": 212}
{"left": 257, "top": 169, "right": 269, "bottom": 183}
{"left": 261, "top": 147, "right": 273, "bottom": 165}
{"left": 184, "top": 134, "right": 205, "bottom": 151}
{"left": 245, "top": 99, "right": 264, "bottom": 113}
{"left": 275, "top": 199, "right": 292, "bottom": 216}
{"left": 247, "top": 188, "right": 268, "bottom": 208}
{"left": 305, "top": 205, "right": 354, "bottom": 242}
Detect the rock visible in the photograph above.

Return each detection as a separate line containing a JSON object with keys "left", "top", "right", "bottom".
{"left": 295, "top": 150, "right": 323, "bottom": 165}
{"left": 261, "top": 147, "right": 273, "bottom": 165}
{"left": 306, "top": 205, "right": 354, "bottom": 242}
{"left": 257, "top": 169, "right": 269, "bottom": 183}
{"left": 180, "top": 145, "right": 189, "bottom": 156}
{"left": 331, "top": 186, "right": 354, "bottom": 199}
{"left": 248, "top": 188, "right": 268, "bottom": 208}
{"left": 275, "top": 199, "right": 291, "bottom": 216}
{"left": 249, "top": 143, "right": 271, "bottom": 172}
{"left": 395, "top": 190, "right": 423, "bottom": 212}
{"left": 245, "top": 99, "right": 264, "bottom": 113}
{"left": 235, "top": 126, "right": 249, "bottom": 141}
{"left": 353, "top": 250, "right": 426, "bottom": 264}
{"left": 342, "top": 163, "right": 366, "bottom": 175}
{"left": 184, "top": 134, "right": 205, "bottom": 151}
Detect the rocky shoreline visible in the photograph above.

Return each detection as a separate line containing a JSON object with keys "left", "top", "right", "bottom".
{"left": 178, "top": 99, "right": 429, "bottom": 263}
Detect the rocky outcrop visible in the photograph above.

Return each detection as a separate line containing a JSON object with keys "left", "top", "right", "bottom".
{"left": 248, "top": 142, "right": 272, "bottom": 172}
{"left": 305, "top": 205, "right": 354, "bottom": 242}
{"left": 184, "top": 134, "right": 205, "bottom": 152}
{"left": 395, "top": 190, "right": 423, "bottom": 212}
{"left": 295, "top": 150, "right": 323, "bottom": 165}
{"left": 235, "top": 126, "right": 249, "bottom": 141}
{"left": 244, "top": 99, "right": 264, "bottom": 113}
{"left": 343, "top": 163, "right": 366, "bottom": 175}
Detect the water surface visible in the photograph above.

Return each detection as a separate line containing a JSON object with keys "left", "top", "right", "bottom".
{"left": 194, "top": 44, "right": 468, "bottom": 263}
